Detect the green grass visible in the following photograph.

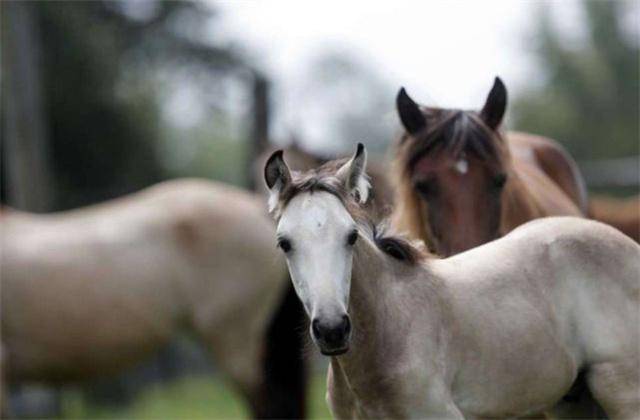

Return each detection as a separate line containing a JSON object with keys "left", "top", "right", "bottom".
{"left": 62, "top": 374, "right": 332, "bottom": 419}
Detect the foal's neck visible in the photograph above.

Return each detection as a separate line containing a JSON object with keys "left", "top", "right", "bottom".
{"left": 332, "top": 233, "right": 442, "bottom": 392}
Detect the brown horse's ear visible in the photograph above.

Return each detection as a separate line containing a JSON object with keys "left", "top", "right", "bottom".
{"left": 264, "top": 150, "right": 292, "bottom": 213}
{"left": 396, "top": 87, "right": 426, "bottom": 135}
{"left": 337, "top": 143, "right": 370, "bottom": 204}
{"left": 480, "top": 77, "right": 507, "bottom": 130}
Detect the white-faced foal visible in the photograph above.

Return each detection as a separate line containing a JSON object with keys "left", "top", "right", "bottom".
{"left": 265, "top": 144, "right": 640, "bottom": 419}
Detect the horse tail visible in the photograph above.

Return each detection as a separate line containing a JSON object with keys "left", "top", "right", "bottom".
{"left": 256, "top": 280, "right": 308, "bottom": 418}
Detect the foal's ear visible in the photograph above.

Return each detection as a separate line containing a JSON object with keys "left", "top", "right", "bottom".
{"left": 337, "top": 143, "right": 370, "bottom": 204}
{"left": 480, "top": 77, "right": 507, "bottom": 130}
{"left": 264, "top": 150, "right": 292, "bottom": 213}
{"left": 396, "top": 87, "right": 426, "bottom": 135}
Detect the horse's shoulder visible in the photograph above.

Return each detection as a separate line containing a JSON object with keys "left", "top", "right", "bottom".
{"left": 506, "top": 131, "right": 561, "bottom": 150}
{"left": 506, "top": 132, "right": 588, "bottom": 214}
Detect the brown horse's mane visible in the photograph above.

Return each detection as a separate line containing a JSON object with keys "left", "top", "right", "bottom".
{"left": 396, "top": 108, "right": 509, "bottom": 176}
{"left": 391, "top": 108, "right": 511, "bottom": 254}
{"left": 276, "top": 158, "right": 428, "bottom": 265}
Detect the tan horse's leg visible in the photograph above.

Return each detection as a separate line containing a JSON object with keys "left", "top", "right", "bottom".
{"left": 203, "top": 318, "right": 265, "bottom": 410}
{"left": 587, "top": 360, "right": 640, "bottom": 419}
{"left": 545, "top": 371, "right": 608, "bottom": 419}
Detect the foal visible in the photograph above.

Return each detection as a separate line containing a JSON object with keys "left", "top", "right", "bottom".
{"left": 265, "top": 145, "right": 640, "bottom": 418}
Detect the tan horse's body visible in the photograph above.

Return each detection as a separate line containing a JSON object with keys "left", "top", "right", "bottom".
{"left": 327, "top": 216, "right": 639, "bottom": 419}
{"left": 1, "top": 179, "right": 301, "bottom": 416}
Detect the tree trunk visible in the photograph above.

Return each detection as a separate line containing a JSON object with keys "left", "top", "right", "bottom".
{"left": 246, "top": 72, "right": 270, "bottom": 191}
{"left": 2, "top": 1, "right": 55, "bottom": 211}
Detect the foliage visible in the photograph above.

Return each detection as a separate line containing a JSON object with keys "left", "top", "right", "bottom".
{"left": 299, "top": 51, "right": 396, "bottom": 156}
{"left": 2, "top": 1, "right": 245, "bottom": 210}
{"left": 63, "top": 373, "right": 333, "bottom": 419}
{"left": 511, "top": 0, "right": 639, "bottom": 162}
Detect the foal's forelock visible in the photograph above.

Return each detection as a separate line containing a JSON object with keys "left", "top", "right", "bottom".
{"left": 271, "top": 160, "right": 368, "bottom": 222}
{"left": 275, "top": 171, "right": 426, "bottom": 266}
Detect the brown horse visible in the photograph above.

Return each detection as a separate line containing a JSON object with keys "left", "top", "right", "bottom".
{"left": 590, "top": 195, "right": 640, "bottom": 243}
{"left": 0, "top": 179, "right": 306, "bottom": 418}
{"left": 391, "top": 77, "right": 588, "bottom": 257}
{"left": 390, "top": 78, "right": 605, "bottom": 417}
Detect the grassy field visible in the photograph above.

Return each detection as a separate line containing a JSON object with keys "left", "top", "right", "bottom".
{"left": 62, "top": 373, "right": 332, "bottom": 419}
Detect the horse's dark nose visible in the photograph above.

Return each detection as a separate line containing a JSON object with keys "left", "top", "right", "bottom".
{"left": 311, "top": 315, "right": 351, "bottom": 355}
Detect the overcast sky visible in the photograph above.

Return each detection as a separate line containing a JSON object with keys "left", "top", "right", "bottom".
{"left": 199, "top": 1, "right": 587, "bottom": 151}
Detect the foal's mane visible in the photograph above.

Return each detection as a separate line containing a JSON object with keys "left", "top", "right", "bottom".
{"left": 276, "top": 159, "right": 427, "bottom": 265}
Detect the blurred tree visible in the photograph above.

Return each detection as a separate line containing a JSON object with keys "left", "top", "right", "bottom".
{"left": 300, "top": 51, "right": 396, "bottom": 156}
{"left": 512, "top": 0, "right": 639, "bottom": 165}
{"left": 1, "top": 0, "right": 245, "bottom": 210}
{"left": 2, "top": 1, "right": 56, "bottom": 212}
{"left": 1, "top": 0, "right": 254, "bottom": 414}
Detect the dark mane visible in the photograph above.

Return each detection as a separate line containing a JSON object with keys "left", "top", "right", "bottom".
{"left": 372, "top": 223, "right": 426, "bottom": 264}
{"left": 398, "top": 108, "right": 507, "bottom": 174}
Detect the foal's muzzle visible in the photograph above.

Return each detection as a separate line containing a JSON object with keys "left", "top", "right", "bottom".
{"left": 311, "top": 315, "right": 351, "bottom": 355}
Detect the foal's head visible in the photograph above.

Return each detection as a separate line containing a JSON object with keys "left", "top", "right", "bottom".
{"left": 264, "top": 144, "right": 373, "bottom": 355}
{"left": 394, "top": 77, "right": 511, "bottom": 256}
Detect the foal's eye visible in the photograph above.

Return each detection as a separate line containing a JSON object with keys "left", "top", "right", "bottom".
{"left": 346, "top": 230, "right": 359, "bottom": 246}
{"left": 278, "top": 238, "right": 292, "bottom": 253}
{"left": 493, "top": 173, "right": 508, "bottom": 190}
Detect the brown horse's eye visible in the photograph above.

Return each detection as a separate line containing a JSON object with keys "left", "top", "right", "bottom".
{"left": 415, "top": 179, "right": 438, "bottom": 198}
{"left": 493, "top": 173, "right": 508, "bottom": 189}
{"left": 278, "top": 238, "right": 292, "bottom": 253}
{"left": 347, "top": 230, "right": 359, "bottom": 246}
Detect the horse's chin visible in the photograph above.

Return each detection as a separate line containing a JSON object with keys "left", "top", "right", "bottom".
{"left": 320, "top": 346, "right": 350, "bottom": 356}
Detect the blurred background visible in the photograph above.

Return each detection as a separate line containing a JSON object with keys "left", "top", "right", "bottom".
{"left": 1, "top": 0, "right": 638, "bottom": 418}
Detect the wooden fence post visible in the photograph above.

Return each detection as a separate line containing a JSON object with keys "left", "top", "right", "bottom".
{"left": 247, "top": 72, "right": 270, "bottom": 191}
{"left": 2, "top": 1, "right": 55, "bottom": 211}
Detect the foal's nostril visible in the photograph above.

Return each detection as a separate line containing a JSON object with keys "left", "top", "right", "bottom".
{"left": 341, "top": 315, "right": 351, "bottom": 336}
{"left": 312, "top": 315, "right": 351, "bottom": 347}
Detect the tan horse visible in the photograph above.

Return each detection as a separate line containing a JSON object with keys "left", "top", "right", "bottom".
{"left": 264, "top": 145, "right": 640, "bottom": 419}
{"left": 0, "top": 179, "right": 306, "bottom": 418}
{"left": 391, "top": 77, "right": 588, "bottom": 257}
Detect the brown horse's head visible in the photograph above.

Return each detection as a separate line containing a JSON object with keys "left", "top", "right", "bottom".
{"left": 392, "top": 77, "right": 510, "bottom": 256}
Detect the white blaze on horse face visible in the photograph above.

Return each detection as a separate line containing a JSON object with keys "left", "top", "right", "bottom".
{"left": 277, "top": 192, "right": 355, "bottom": 323}
{"left": 454, "top": 157, "right": 469, "bottom": 175}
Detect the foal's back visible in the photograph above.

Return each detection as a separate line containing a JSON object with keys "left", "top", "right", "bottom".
{"left": 433, "top": 217, "right": 639, "bottom": 417}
